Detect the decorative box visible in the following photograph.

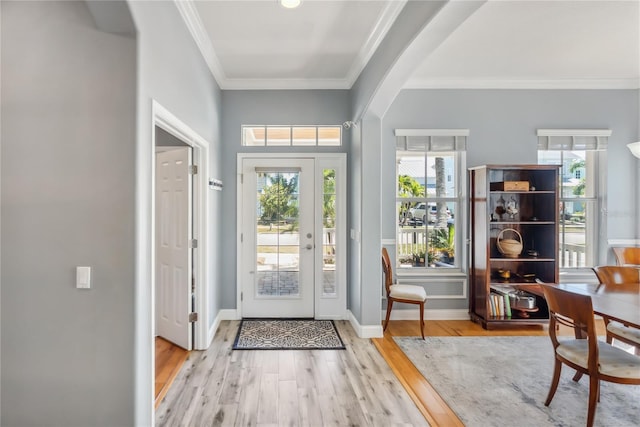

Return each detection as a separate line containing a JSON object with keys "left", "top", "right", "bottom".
{"left": 490, "top": 181, "right": 530, "bottom": 191}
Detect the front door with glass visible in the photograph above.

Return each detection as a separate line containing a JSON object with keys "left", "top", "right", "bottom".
{"left": 241, "top": 158, "right": 315, "bottom": 317}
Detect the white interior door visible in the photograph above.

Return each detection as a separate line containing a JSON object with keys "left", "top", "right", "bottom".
{"left": 241, "top": 158, "right": 315, "bottom": 317}
{"left": 156, "top": 147, "right": 192, "bottom": 350}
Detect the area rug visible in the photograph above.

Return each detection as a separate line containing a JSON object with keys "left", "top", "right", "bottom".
{"left": 395, "top": 336, "right": 640, "bottom": 427}
{"left": 232, "top": 319, "right": 345, "bottom": 350}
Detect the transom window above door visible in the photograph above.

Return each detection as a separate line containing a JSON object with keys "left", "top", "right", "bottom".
{"left": 243, "top": 125, "right": 342, "bottom": 147}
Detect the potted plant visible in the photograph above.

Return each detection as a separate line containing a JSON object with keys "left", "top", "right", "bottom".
{"left": 430, "top": 227, "right": 455, "bottom": 264}
{"left": 412, "top": 251, "right": 426, "bottom": 267}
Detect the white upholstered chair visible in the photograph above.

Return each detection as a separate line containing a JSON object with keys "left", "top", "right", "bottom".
{"left": 381, "top": 247, "right": 427, "bottom": 339}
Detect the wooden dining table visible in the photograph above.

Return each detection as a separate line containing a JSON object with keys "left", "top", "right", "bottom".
{"left": 524, "top": 282, "right": 640, "bottom": 329}
{"left": 553, "top": 282, "right": 640, "bottom": 329}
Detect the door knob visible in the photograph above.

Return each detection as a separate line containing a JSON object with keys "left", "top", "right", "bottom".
{"left": 305, "top": 244, "right": 313, "bottom": 250}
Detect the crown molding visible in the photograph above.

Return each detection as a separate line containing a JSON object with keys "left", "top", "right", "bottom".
{"left": 221, "top": 78, "right": 352, "bottom": 91}
{"left": 345, "top": 0, "right": 407, "bottom": 88}
{"left": 175, "top": 0, "right": 227, "bottom": 85}
{"left": 403, "top": 78, "right": 640, "bottom": 90}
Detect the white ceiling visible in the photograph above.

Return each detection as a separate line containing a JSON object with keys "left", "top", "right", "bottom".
{"left": 178, "top": 0, "right": 640, "bottom": 90}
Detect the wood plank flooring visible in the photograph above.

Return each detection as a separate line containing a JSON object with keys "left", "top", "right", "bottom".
{"left": 155, "top": 319, "right": 607, "bottom": 426}
{"left": 155, "top": 320, "right": 427, "bottom": 426}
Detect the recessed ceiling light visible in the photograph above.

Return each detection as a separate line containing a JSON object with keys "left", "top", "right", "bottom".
{"left": 280, "top": 0, "right": 301, "bottom": 9}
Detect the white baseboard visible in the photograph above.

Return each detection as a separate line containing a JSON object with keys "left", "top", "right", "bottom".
{"left": 382, "top": 308, "right": 469, "bottom": 321}
{"left": 347, "top": 310, "right": 383, "bottom": 338}
{"left": 207, "top": 309, "right": 239, "bottom": 346}
{"left": 347, "top": 309, "right": 469, "bottom": 338}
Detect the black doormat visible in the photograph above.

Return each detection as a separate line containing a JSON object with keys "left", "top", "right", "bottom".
{"left": 232, "top": 318, "right": 346, "bottom": 350}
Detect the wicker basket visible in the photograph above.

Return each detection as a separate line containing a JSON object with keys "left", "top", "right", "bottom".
{"left": 497, "top": 228, "right": 523, "bottom": 258}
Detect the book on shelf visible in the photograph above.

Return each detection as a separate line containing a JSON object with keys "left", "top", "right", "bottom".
{"left": 489, "top": 293, "right": 498, "bottom": 316}
{"left": 504, "top": 292, "right": 512, "bottom": 317}
{"left": 489, "top": 291, "right": 512, "bottom": 318}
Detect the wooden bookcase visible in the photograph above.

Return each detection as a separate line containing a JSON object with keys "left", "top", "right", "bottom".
{"left": 469, "top": 165, "right": 559, "bottom": 329}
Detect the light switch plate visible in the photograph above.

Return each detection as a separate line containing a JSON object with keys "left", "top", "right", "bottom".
{"left": 76, "top": 266, "right": 91, "bottom": 289}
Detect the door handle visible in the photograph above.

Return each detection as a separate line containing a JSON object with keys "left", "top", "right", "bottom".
{"left": 304, "top": 244, "right": 313, "bottom": 250}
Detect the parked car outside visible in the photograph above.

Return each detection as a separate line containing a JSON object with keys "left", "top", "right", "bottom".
{"left": 408, "top": 203, "right": 451, "bottom": 224}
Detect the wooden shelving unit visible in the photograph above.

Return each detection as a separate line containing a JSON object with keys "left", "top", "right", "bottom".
{"left": 469, "top": 165, "right": 559, "bottom": 329}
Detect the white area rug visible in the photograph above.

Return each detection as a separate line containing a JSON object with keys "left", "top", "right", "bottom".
{"left": 395, "top": 336, "right": 640, "bottom": 427}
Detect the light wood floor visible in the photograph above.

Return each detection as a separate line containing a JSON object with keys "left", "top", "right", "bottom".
{"left": 155, "top": 319, "right": 606, "bottom": 426}
{"left": 156, "top": 320, "right": 427, "bottom": 426}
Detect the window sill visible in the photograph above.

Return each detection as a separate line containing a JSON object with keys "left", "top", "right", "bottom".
{"left": 397, "top": 268, "right": 467, "bottom": 279}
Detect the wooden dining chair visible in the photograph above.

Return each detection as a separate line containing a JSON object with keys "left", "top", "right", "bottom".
{"left": 381, "top": 247, "right": 427, "bottom": 339}
{"left": 612, "top": 246, "right": 640, "bottom": 266}
{"left": 540, "top": 285, "right": 640, "bottom": 427}
{"left": 592, "top": 265, "right": 640, "bottom": 355}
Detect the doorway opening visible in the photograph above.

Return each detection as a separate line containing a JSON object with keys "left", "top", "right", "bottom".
{"left": 151, "top": 101, "right": 211, "bottom": 410}
{"left": 237, "top": 154, "right": 346, "bottom": 320}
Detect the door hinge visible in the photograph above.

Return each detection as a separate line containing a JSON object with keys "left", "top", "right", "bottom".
{"left": 188, "top": 312, "right": 198, "bottom": 322}
{"left": 240, "top": 174, "right": 243, "bottom": 184}
{"left": 189, "top": 165, "right": 198, "bottom": 175}
{"left": 240, "top": 233, "right": 243, "bottom": 243}
{"left": 241, "top": 292, "right": 243, "bottom": 302}
{"left": 189, "top": 239, "right": 198, "bottom": 248}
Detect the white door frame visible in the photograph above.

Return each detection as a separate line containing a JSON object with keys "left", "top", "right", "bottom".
{"left": 237, "top": 153, "right": 347, "bottom": 319}
{"left": 152, "top": 101, "right": 210, "bottom": 350}
{"left": 138, "top": 102, "right": 211, "bottom": 424}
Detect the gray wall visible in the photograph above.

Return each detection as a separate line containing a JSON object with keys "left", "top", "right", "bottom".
{"left": 382, "top": 89, "right": 640, "bottom": 278}
{"left": 1, "top": 1, "right": 136, "bottom": 425}
{"left": 130, "top": 1, "right": 222, "bottom": 142}
{"left": 220, "top": 90, "right": 350, "bottom": 309}
{"left": 1, "top": 1, "right": 224, "bottom": 426}
{"left": 127, "top": 1, "right": 222, "bottom": 425}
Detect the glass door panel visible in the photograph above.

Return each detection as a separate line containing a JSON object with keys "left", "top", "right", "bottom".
{"left": 255, "top": 171, "right": 301, "bottom": 297}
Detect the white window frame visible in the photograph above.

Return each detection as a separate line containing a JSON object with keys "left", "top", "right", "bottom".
{"left": 242, "top": 125, "right": 342, "bottom": 147}
{"left": 394, "top": 129, "right": 468, "bottom": 276}
{"left": 537, "top": 129, "right": 610, "bottom": 280}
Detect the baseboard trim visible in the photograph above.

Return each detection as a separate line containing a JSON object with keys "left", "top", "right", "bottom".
{"left": 347, "top": 310, "right": 384, "bottom": 338}
{"left": 207, "top": 309, "right": 238, "bottom": 346}
{"left": 382, "top": 309, "right": 469, "bottom": 321}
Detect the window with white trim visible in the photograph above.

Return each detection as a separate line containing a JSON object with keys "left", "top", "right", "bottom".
{"left": 395, "top": 130, "right": 467, "bottom": 271}
{"left": 242, "top": 125, "right": 342, "bottom": 146}
{"left": 537, "top": 129, "right": 610, "bottom": 269}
